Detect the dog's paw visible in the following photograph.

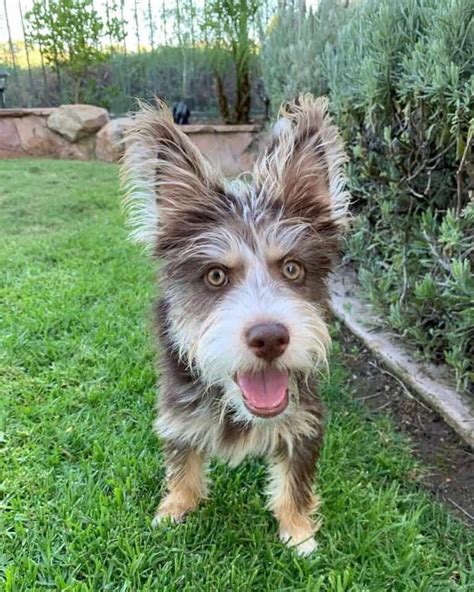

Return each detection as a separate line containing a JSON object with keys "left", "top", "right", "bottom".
{"left": 280, "top": 530, "right": 318, "bottom": 557}
{"left": 151, "top": 494, "right": 197, "bottom": 527}
{"left": 151, "top": 508, "right": 187, "bottom": 527}
{"left": 152, "top": 506, "right": 188, "bottom": 527}
{"left": 151, "top": 511, "right": 181, "bottom": 528}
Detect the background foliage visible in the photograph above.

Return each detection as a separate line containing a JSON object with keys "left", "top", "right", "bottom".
{"left": 327, "top": 0, "right": 473, "bottom": 392}
{"left": 2, "top": 44, "right": 262, "bottom": 118}
{"left": 262, "top": 0, "right": 348, "bottom": 107}
{"left": 1, "top": 0, "right": 272, "bottom": 120}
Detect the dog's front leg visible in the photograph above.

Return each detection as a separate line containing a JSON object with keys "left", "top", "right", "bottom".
{"left": 267, "top": 436, "right": 321, "bottom": 556}
{"left": 152, "top": 441, "right": 207, "bottom": 526}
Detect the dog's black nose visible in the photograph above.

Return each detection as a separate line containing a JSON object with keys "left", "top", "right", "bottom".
{"left": 246, "top": 323, "right": 290, "bottom": 362}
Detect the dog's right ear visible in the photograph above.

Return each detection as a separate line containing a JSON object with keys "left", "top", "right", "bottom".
{"left": 121, "top": 101, "right": 223, "bottom": 250}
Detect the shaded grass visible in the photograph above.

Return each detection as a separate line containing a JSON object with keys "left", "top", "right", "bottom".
{"left": 0, "top": 159, "right": 472, "bottom": 591}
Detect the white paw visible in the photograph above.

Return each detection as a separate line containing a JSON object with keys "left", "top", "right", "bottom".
{"left": 151, "top": 511, "right": 181, "bottom": 528}
{"left": 294, "top": 536, "right": 317, "bottom": 556}
{"left": 280, "top": 531, "right": 318, "bottom": 556}
{"left": 151, "top": 514, "right": 165, "bottom": 528}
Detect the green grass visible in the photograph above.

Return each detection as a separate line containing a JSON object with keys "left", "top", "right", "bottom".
{"left": 0, "top": 159, "right": 472, "bottom": 591}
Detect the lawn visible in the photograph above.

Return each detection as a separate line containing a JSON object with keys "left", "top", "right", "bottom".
{"left": 0, "top": 159, "right": 472, "bottom": 591}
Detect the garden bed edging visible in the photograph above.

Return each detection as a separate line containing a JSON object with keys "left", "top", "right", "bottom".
{"left": 330, "top": 267, "right": 474, "bottom": 448}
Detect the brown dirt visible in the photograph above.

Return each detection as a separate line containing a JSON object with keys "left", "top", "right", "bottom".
{"left": 338, "top": 326, "right": 474, "bottom": 525}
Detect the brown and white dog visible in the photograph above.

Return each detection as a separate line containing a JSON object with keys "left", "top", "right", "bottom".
{"left": 121, "top": 95, "right": 349, "bottom": 556}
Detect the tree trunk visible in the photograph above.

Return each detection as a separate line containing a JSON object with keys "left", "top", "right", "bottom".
{"left": 214, "top": 71, "right": 231, "bottom": 123}
{"left": 19, "top": 0, "right": 34, "bottom": 103}
{"left": 162, "top": 0, "right": 168, "bottom": 45}
{"left": 38, "top": 39, "right": 49, "bottom": 104}
{"left": 54, "top": 55, "right": 62, "bottom": 101}
{"left": 235, "top": 67, "right": 251, "bottom": 123}
{"left": 3, "top": 0, "right": 18, "bottom": 83}
{"left": 134, "top": 0, "right": 141, "bottom": 53}
{"left": 233, "top": 43, "right": 251, "bottom": 124}
{"left": 148, "top": 0, "right": 155, "bottom": 51}
{"left": 73, "top": 75, "right": 83, "bottom": 103}
{"left": 105, "top": 0, "right": 113, "bottom": 48}
{"left": 120, "top": 0, "right": 128, "bottom": 56}
{"left": 233, "top": 4, "right": 253, "bottom": 124}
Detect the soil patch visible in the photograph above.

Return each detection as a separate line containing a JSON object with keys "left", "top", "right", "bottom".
{"left": 338, "top": 326, "right": 474, "bottom": 525}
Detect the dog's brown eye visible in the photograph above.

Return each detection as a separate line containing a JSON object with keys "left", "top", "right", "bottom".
{"left": 205, "top": 267, "right": 228, "bottom": 288}
{"left": 282, "top": 260, "right": 304, "bottom": 282}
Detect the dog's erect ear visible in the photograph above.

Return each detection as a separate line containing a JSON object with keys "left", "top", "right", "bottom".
{"left": 254, "top": 95, "right": 349, "bottom": 234}
{"left": 121, "top": 100, "right": 223, "bottom": 248}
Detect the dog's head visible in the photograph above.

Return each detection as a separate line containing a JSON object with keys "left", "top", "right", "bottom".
{"left": 122, "top": 95, "right": 349, "bottom": 421}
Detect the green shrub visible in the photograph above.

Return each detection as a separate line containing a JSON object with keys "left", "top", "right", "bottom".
{"left": 324, "top": 0, "right": 473, "bottom": 391}
{"left": 261, "top": 0, "right": 350, "bottom": 110}
{"left": 263, "top": 0, "right": 473, "bottom": 391}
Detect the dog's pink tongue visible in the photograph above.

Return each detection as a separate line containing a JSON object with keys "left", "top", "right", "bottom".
{"left": 237, "top": 369, "right": 289, "bottom": 411}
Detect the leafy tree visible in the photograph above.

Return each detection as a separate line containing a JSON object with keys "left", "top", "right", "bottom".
{"left": 202, "top": 0, "right": 260, "bottom": 123}
{"left": 26, "top": 0, "right": 124, "bottom": 102}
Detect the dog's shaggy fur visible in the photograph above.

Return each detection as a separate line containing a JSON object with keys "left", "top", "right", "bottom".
{"left": 121, "top": 95, "right": 349, "bottom": 555}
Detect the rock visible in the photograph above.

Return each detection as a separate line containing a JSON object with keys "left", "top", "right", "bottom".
{"left": 15, "top": 115, "right": 58, "bottom": 156}
{"left": 47, "top": 104, "right": 109, "bottom": 142}
{"left": 95, "top": 117, "right": 131, "bottom": 162}
{"left": 56, "top": 135, "right": 97, "bottom": 161}
{"left": 12, "top": 114, "right": 95, "bottom": 159}
{"left": 0, "top": 118, "right": 24, "bottom": 157}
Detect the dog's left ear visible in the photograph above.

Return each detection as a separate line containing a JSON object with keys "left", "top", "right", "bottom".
{"left": 121, "top": 100, "right": 223, "bottom": 249}
{"left": 254, "top": 95, "right": 349, "bottom": 235}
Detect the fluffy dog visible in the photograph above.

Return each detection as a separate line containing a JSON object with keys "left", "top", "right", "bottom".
{"left": 121, "top": 95, "right": 349, "bottom": 555}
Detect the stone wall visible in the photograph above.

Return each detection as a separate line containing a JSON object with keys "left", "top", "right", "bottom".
{"left": 0, "top": 105, "right": 264, "bottom": 176}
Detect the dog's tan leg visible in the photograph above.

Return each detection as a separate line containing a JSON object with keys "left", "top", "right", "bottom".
{"left": 152, "top": 442, "right": 207, "bottom": 526}
{"left": 267, "top": 438, "right": 321, "bottom": 556}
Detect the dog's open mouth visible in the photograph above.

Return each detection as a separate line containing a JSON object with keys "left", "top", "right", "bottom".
{"left": 236, "top": 369, "right": 289, "bottom": 418}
